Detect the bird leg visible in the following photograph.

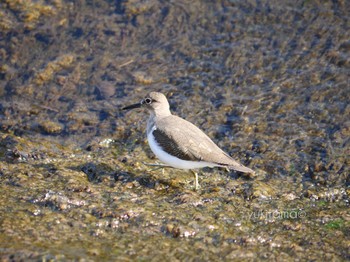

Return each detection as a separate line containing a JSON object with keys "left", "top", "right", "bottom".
{"left": 191, "top": 170, "right": 199, "bottom": 191}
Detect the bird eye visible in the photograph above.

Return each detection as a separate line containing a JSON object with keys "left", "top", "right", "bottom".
{"left": 144, "top": 98, "right": 152, "bottom": 104}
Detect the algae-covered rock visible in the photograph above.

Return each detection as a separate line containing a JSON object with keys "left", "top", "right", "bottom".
{"left": 38, "top": 120, "right": 63, "bottom": 135}
{"left": 0, "top": 0, "right": 349, "bottom": 261}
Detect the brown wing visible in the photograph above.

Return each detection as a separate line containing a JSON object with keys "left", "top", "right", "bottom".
{"left": 156, "top": 115, "right": 254, "bottom": 173}
{"left": 152, "top": 128, "right": 201, "bottom": 161}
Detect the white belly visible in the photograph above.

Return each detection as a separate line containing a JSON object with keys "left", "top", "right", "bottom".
{"left": 147, "top": 127, "right": 215, "bottom": 170}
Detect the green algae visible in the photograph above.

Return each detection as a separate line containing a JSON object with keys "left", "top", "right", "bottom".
{"left": 325, "top": 219, "right": 346, "bottom": 230}
{"left": 0, "top": 131, "right": 348, "bottom": 260}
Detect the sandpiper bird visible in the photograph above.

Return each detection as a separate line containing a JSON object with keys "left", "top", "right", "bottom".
{"left": 122, "top": 92, "right": 254, "bottom": 190}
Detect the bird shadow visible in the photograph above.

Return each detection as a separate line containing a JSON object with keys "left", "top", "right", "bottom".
{"left": 75, "top": 161, "right": 183, "bottom": 190}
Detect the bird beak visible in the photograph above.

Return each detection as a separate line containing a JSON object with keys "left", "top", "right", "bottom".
{"left": 122, "top": 102, "right": 142, "bottom": 110}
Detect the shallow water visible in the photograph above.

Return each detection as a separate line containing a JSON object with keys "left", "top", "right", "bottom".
{"left": 0, "top": 0, "right": 349, "bottom": 260}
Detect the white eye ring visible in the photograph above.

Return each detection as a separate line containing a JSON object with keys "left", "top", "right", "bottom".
{"left": 144, "top": 98, "right": 152, "bottom": 104}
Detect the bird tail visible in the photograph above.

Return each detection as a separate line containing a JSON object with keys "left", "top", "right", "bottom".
{"left": 229, "top": 164, "right": 255, "bottom": 174}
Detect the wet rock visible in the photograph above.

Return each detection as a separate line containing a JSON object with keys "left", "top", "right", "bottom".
{"left": 33, "top": 190, "right": 86, "bottom": 211}
{"left": 282, "top": 221, "right": 302, "bottom": 231}
{"left": 5, "top": 147, "right": 44, "bottom": 162}
{"left": 85, "top": 137, "right": 115, "bottom": 151}
{"left": 165, "top": 224, "right": 181, "bottom": 238}
{"left": 33, "top": 54, "right": 75, "bottom": 85}
{"left": 132, "top": 71, "right": 154, "bottom": 84}
{"left": 173, "top": 192, "right": 202, "bottom": 205}
{"left": 38, "top": 120, "right": 63, "bottom": 135}
{"left": 95, "top": 81, "right": 116, "bottom": 99}
{"left": 165, "top": 224, "right": 195, "bottom": 238}
{"left": 81, "top": 162, "right": 115, "bottom": 183}
{"left": 226, "top": 249, "right": 255, "bottom": 259}
{"left": 282, "top": 193, "right": 298, "bottom": 201}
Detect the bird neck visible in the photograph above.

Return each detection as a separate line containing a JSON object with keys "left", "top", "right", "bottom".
{"left": 153, "top": 107, "right": 171, "bottom": 118}
{"left": 146, "top": 109, "right": 171, "bottom": 134}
